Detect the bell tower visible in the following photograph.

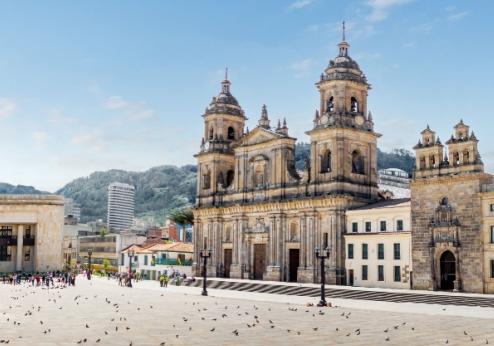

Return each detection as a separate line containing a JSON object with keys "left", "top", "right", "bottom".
{"left": 195, "top": 70, "right": 246, "bottom": 206}
{"left": 306, "top": 22, "right": 379, "bottom": 201}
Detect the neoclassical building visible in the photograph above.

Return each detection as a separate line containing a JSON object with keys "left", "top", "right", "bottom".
{"left": 0, "top": 194, "right": 64, "bottom": 273}
{"left": 193, "top": 32, "right": 380, "bottom": 284}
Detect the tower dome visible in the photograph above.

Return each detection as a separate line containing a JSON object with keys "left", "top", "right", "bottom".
{"left": 204, "top": 69, "right": 245, "bottom": 118}
{"left": 322, "top": 22, "right": 368, "bottom": 85}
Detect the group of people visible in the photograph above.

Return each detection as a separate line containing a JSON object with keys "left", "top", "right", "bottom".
{"left": 1, "top": 271, "right": 77, "bottom": 287}
{"left": 115, "top": 272, "right": 134, "bottom": 287}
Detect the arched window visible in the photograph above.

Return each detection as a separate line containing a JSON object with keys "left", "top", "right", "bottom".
{"left": 351, "top": 150, "right": 365, "bottom": 174}
{"left": 320, "top": 150, "right": 332, "bottom": 173}
{"left": 463, "top": 150, "right": 470, "bottom": 164}
{"left": 217, "top": 172, "right": 225, "bottom": 188}
{"left": 203, "top": 171, "right": 211, "bottom": 190}
{"left": 453, "top": 152, "right": 460, "bottom": 166}
{"left": 327, "top": 96, "right": 334, "bottom": 113}
{"left": 420, "top": 156, "right": 426, "bottom": 170}
{"left": 430, "top": 155, "right": 436, "bottom": 168}
{"left": 209, "top": 127, "right": 214, "bottom": 140}
{"left": 227, "top": 126, "right": 235, "bottom": 140}
{"left": 350, "top": 97, "right": 358, "bottom": 113}
{"left": 226, "top": 170, "right": 234, "bottom": 187}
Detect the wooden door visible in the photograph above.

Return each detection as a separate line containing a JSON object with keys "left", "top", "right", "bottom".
{"left": 288, "top": 249, "right": 299, "bottom": 282}
{"left": 224, "top": 249, "right": 232, "bottom": 278}
{"left": 348, "top": 269, "right": 354, "bottom": 286}
{"left": 253, "top": 244, "right": 266, "bottom": 280}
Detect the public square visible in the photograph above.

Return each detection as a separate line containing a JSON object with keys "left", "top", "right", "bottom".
{"left": 1, "top": 277, "right": 494, "bottom": 345}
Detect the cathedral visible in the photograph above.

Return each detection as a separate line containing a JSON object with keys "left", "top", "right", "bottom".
{"left": 192, "top": 29, "right": 380, "bottom": 284}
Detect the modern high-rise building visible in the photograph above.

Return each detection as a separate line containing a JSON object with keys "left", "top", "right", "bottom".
{"left": 107, "top": 182, "right": 135, "bottom": 232}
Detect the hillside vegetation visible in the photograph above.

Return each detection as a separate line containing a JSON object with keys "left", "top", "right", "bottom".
{"left": 5, "top": 147, "right": 414, "bottom": 223}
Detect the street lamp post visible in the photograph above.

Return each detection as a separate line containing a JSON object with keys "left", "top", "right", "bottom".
{"left": 315, "top": 247, "right": 331, "bottom": 307}
{"left": 200, "top": 249, "right": 211, "bottom": 296}
{"left": 87, "top": 248, "right": 93, "bottom": 280}
{"left": 128, "top": 250, "right": 135, "bottom": 288}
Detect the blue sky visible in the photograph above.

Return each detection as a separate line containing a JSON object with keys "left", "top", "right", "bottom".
{"left": 0, "top": 0, "right": 492, "bottom": 191}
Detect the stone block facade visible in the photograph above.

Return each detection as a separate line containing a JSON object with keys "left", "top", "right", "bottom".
{"left": 0, "top": 195, "right": 65, "bottom": 273}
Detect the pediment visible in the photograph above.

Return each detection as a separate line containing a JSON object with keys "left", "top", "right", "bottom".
{"left": 239, "top": 127, "right": 284, "bottom": 147}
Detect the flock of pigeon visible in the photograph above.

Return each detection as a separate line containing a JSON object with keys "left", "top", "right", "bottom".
{"left": 0, "top": 278, "right": 492, "bottom": 345}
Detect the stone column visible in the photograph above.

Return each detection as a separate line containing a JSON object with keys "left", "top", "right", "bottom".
{"left": 265, "top": 215, "right": 281, "bottom": 281}
{"left": 230, "top": 219, "right": 242, "bottom": 279}
{"left": 16, "top": 225, "right": 24, "bottom": 272}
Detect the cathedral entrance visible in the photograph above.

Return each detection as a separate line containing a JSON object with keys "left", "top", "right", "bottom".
{"left": 223, "top": 249, "right": 232, "bottom": 278}
{"left": 288, "top": 249, "right": 299, "bottom": 282}
{"left": 253, "top": 244, "right": 266, "bottom": 280}
{"left": 440, "top": 250, "right": 456, "bottom": 290}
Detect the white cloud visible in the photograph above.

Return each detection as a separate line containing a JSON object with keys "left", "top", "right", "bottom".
{"left": 104, "top": 96, "right": 155, "bottom": 121}
{"left": 289, "top": 0, "right": 314, "bottom": 10}
{"left": 0, "top": 98, "right": 16, "bottom": 119}
{"left": 289, "top": 58, "right": 313, "bottom": 78}
{"left": 365, "top": 0, "right": 412, "bottom": 22}
{"left": 403, "top": 41, "right": 415, "bottom": 48}
{"left": 105, "top": 96, "right": 129, "bottom": 110}
{"left": 48, "top": 108, "right": 77, "bottom": 125}
{"left": 32, "top": 131, "right": 48, "bottom": 147}
{"left": 447, "top": 11, "right": 468, "bottom": 21}
{"left": 71, "top": 130, "right": 105, "bottom": 152}
{"left": 410, "top": 22, "right": 434, "bottom": 34}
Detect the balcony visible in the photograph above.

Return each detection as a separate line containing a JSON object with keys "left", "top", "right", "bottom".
{"left": 0, "top": 236, "right": 17, "bottom": 246}
{"left": 23, "top": 236, "right": 35, "bottom": 246}
{"left": 152, "top": 258, "right": 192, "bottom": 266}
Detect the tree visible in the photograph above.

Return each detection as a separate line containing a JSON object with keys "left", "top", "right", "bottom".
{"left": 99, "top": 227, "right": 108, "bottom": 237}
{"left": 168, "top": 207, "right": 194, "bottom": 241}
{"left": 102, "top": 258, "right": 111, "bottom": 272}
{"left": 168, "top": 207, "right": 194, "bottom": 226}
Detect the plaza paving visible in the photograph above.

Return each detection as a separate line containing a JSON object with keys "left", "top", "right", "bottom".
{"left": 1, "top": 277, "right": 494, "bottom": 345}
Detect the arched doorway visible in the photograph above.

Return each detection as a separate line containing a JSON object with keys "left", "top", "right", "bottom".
{"left": 440, "top": 250, "right": 456, "bottom": 290}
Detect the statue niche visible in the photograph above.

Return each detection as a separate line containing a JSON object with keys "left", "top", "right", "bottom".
{"left": 250, "top": 155, "right": 269, "bottom": 188}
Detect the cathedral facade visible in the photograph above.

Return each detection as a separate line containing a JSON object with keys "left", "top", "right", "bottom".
{"left": 193, "top": 34, "right": 380, "bottom": 284}
{"left": 411, "top": 122, "right": 494, "bottom": 293}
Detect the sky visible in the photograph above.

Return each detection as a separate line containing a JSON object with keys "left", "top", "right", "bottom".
{"left": 0, "top": 0, "right": 493, "bottom": 192}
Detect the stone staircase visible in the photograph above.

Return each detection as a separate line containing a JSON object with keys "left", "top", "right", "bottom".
{"left": 184, "top": 279, "right": 494, "bottom": 308}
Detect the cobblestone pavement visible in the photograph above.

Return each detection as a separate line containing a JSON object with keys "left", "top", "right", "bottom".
{"left": 1, "top": 277, "right": 494, "bottom": 345}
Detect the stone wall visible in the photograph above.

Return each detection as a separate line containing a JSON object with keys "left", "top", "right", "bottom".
{"left": 411, "top": 174, "right": 489, "bottom": 292}
{"left": 0, "top": 195, "right": 64, "bottom": 273}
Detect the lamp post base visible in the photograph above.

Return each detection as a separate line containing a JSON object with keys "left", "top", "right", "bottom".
{"left": 201, "top": 290, "right": 208, "bottom": 296}
{"left": 317, "top": 300, "right": 328, "bottom": 307}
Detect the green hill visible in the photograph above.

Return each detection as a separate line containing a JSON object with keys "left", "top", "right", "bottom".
{"left": 55, "top": 147, "right": 414, "bottom": 224}
{"left": 57, "top": 165, "right": 196, "bottom": 223}
{"left": 0, "top": 183, "right": 47, "bottom": 195}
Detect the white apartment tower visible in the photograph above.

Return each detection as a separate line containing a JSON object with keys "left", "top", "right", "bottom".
{"left": 107, "top": 182, "right": 135, "bottom": 232}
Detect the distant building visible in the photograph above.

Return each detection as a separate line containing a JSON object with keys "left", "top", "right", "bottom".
{"left": 107, "top": 182, "right": 135, "bottom": 232}
{"left": 344, "top": 199, "right": 412, "bottom": 289}
{"left": 62, "top": 222, "right": 94, "bottom": 268}
{"left": 78, "top": 231, "right": 145, "bottom": 270}
{"left": 378, "top": 168, "right": 411, "bottom": 199}
{"left": 120, "top": 242, "right": 193, "bottom": 279}
{"left": 64, "top": 198, "right": 81, "bottom": 222}
{"left": 0, "top": 195, "right": 64, "bottom": 273}
{"left": 162, "top": 220, "right": 193, "bottom": 243}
